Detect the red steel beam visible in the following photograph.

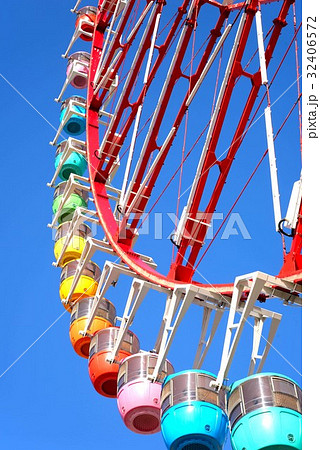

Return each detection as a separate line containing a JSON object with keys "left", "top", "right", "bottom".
{"left": 278, "top": 202, "right": 302, "bottom": 278}
{"left": 94, "top": 0, "right": 191, "bottom": 180}
{"left": 172, "top": 0, "right": 294, "bottom": 280}
{"left": 123, "top": 5, "right": 231, "bottom": 233}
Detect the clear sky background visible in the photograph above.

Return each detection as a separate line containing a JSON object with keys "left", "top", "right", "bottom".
{"left": 0, "top": 1, "right": 302, "bottom": 449}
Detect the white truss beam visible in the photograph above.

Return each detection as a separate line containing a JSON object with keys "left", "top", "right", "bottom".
{"left": 193, "top": 307, "right": 225, "bottom": 369}
{"left": 215, "top": 271, "right": 284, "bottom": 388}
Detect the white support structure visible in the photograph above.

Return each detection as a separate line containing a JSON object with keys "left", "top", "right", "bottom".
{"left": 118, "top": 10, "right": 161, "bottom": 210}
{"left": 193, "top": 306, "right": 225, "bottom": 369}
{"left": 93, "top": 0, "right": 133, "bottom": 87}
{"left": 47, "top": 138, "right": 87, "bottom": 188}
{"left": 249, "top": 316, "right": 266, "bottom": 375}
{"left": 255, "top": 8, "right": 282, "bottom": 232}
{"left": 126, "top": 1, "right": 155, "bottom": 43}
{"left": 186, "top": 23, "right": 232, "bottom": 107}
{"left": 106, "top": 269, "right": 299, "bottom": 382}
{"left": 107, "top": 278, "right": 170, "bottom": 361}
{"left": 255, "top": 9, "right": 268, "bottom": 85}
{"left": 248, "top": 310, "right": 281, "bottom": 376}
{"left": 193, "top": 306, "right": 212, "bottom": 366}
{"left": 143, "top": 11, "right": 161, "bottom": 85}
{"left": 94, "top": 58, "right": 120, "bottom": 97}
{"left": 171, "top": 207, "right": 211, "bottom": 247}
{"left": 265, "top": 105, "right": 282, "bottom": 231}
{"left": 98, "top": 74, "right": 119, "bottom": 118}
{"left": 81, "top": 261, "right": 163, "bottom": 338}
{"left": 148, "top": 280, "right": 233, "bottom": 380}
{"left": 249, "top": 306, "right": 281, "bottom": 373}
{"left": 80, "top": 261, "right": 126, "bottom": 335}
{"left": 62, "top": 239, "right": 157, "bottom": 308}
{"left": 105, "top": 153, "right": 121, "bottom": 184}
{"left": 119, "top": 104, "right": 143, "bottom": 209}
{"left": 120, "top": 127, "right": 176, "bottom": 217}
{"left": 150, "top": 286, "right": 196, "bottom": 380}
{"left": 71, "top": 0, "right": 82, "bottom": 13}
{"left": 215, "top": 271, "right": 287, "bottom": 388}
{"left": 62, "top": 17, "right": 95, "bottom": 59}
{"left": 150, "top": 276, "right": 287, "bottom": 382}
{"left": 93, "top": 0, "right": 127, "bottom": 88}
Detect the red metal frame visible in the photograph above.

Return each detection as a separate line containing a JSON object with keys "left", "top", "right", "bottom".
{"left": 171, "top": 0, "right": 296, "bottom": 279}
{"left": 86, "top": 0, "right": 301, "bottom": 290}
{"left": 278, "top": 203, "right": 302, "bottom": 280}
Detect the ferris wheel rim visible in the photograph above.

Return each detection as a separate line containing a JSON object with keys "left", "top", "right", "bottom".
{"left": 85, "top": 0, "right": 302, "bottom": 291}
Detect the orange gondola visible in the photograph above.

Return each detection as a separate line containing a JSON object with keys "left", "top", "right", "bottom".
{"left": 69, "top": 297, "right": 116, "bottom": 358}
{"left": 88, "top": 327, "right": 140, "bottom": 398}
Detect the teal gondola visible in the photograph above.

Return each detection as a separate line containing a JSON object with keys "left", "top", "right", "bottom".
{"left": 227, "top": 372, "right": 302, "bottom": 450}
{"left": 55, "top": 140, "right": 87, "bottom": 181}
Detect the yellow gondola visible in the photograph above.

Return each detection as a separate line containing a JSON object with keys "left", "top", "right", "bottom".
{"left": 54, "top": 222, "right": 91, "bottom": 266}
{"left": 59, "top": 260, "right": 101, "bottom": 311}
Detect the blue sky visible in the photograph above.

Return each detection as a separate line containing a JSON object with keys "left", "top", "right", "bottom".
{"left": 0, "top": 1, "right": 302, "bottom": 449}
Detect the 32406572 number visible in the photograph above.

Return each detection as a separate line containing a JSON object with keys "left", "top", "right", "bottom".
{"left": 307, "top": 17, "right": 317, "bottom": 78}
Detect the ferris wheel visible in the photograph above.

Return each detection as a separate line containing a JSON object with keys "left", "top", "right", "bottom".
{"left": 48, "top": 0, "right": 302, "bottom": 448}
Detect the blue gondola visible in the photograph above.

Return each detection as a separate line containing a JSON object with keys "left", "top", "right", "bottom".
{"left": 160, "top": 369, "right": 228, "bottom": 449}
{"left": 60, "top": 96, "right": 86, "bottom": 136}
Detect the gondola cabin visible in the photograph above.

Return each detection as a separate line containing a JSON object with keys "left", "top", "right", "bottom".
{"left": 52, "top": 181, "right": 89, "bottom": 223}
{"left": 75, "top": 6, "right": 97, "bottom": 41}
{"left": 55, "top": 140, "right": 87, "bottom": 181}
{"left": 117, "top": 353, "right": 174, "bottom": 434}
{"left": 88, "top": 327, "right": 140, "bottom": 398}
{"left": 54, "top": 222, "right": 91, "bottom": 266}
{"left": 66, "top": 51, "right": 90, "bottom": 89}
{"left": 160, "top": 370, "right": 228, "bottom": 450}
{"left": 227, "top": 373, "right": 302, "bottom": 450}
{"left": 69, "top": 297, "right": 116, "bottom": 358}
{"left": 60, "top": 96, "right": 86, "bottom": 136}
{"left": 59, "top": 259, "right": 101, "bottom": 309}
